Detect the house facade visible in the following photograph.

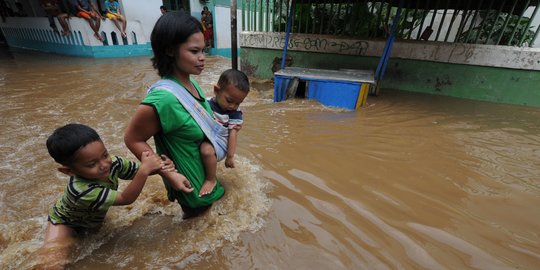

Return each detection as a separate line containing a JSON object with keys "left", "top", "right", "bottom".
{"left": 238, "top": 0, "right": 540, "bottom": 107}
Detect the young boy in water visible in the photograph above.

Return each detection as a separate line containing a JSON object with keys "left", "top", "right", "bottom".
{"left": 42, "top": 123, "right": 182, "bottom": 251}
{"left": 199, "top": 69, "right": 250, "bottom": 197}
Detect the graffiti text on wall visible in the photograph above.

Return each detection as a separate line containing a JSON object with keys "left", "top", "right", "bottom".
{"left": 241, "top": 33, "right": 369, "bottom": 55}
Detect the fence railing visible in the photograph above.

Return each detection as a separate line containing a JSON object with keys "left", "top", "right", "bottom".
{"left": 242, "top": 0, "right": 540, "bottom": 47}
{"left": 1, "top": 16, "right": 144, "bottom": 47}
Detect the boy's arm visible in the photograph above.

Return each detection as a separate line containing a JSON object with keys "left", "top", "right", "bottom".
{"left": 113, "top": 151, "right": 161, "bottom": 205}
{"left": 225, "top": 128, "right": 238, "bottom": 168}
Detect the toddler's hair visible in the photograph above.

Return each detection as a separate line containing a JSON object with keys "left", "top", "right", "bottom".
{"left": 46, "top": 123, "right": 101, "bottom": 165}
{"left": 217, "top": 69, "right": 250, "bottom": 93}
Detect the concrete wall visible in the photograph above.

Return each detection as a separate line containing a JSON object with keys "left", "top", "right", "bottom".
{"left": 213, "top": 5, "right": 242, "bottom": 56}
{"left": 1, "top": 0, "right": 162, "bottom": 46}
{"left": 241, "top": 32, "right": 540, "bottom": 71}
{"left": 121, "top": 0, "right": 162, "bottom": 41}
{"left": 0, "top": 1, "right": 164, "bottom": 57}
{"left": 210, "top": 3, "right": 540, "bottom": 57}
{"left": 2, "top": 16, "right": 147, "bottom": 46}
{"left": 240, "top": 32, "right": 540, "bottom": 107}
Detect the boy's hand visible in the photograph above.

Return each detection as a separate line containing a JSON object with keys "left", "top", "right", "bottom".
{"left": 159, "top": 154, "right": 177, "bottom": 173}
{"left": 140, "top": 151, "right": 162, "bottom": 176}
{"left": 231, "top": 124, "right": 242, "bottom": 131}
{"left": 225, "top": 157, "right": 235, "bottom": 168}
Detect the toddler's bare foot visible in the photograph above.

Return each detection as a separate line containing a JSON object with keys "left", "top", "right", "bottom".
{"left": 199, "top": 179, "right": 216, "bottom": 197}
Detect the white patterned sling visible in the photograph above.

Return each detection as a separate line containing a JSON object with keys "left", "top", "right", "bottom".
{"left": 147, "top": 79, "right": 229, "bottom": 161}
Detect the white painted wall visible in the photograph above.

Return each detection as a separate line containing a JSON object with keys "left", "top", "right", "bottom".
{"left": 214, "top": 6, "right": 242, "bottom": 49}
{"left": 121, "top": 0, "right": 162, "bottom": 43}
{"left": 190, "top": 0, "right": 206, "bottom": 19}
{"left": 524, "top": 6, "right": 540, "bottom": 47}
{"left": 241, "top": 32, "right": 540, "bottom": 71}
{"left": 1, "top": 16, "right": 147, "bottom": 46}
{"left": 411, "top": 10, "right": 469, "bottom": 43}
{"left": 1, "top": 0, "right": 162, "bottom": 45}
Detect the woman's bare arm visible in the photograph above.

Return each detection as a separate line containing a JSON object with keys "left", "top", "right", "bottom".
{"left": 124, "top": 104, "right": 193, "bottom": 193}
{"left": 124, "top": 104, "right": 159, "bottom": 159}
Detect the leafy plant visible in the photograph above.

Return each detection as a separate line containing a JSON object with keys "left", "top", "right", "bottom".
{"left": 459, "top": 11, "right": 535, "bottom": 46}
{"left": 370, "top": 2, "right": 427, "bottom": 39}
{"left": 272, "top": 1, "right": 426, "bottom": 39}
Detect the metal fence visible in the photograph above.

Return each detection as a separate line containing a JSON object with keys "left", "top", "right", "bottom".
{"left": 242, "top": 0, "right": 540, "bottom": 47}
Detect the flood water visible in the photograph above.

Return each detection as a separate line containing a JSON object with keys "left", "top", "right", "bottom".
{"left": 0, "top": 46, "right": 539, "bottom": 269}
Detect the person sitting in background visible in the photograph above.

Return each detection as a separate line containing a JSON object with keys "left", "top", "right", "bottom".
{"left": 14, "top": 2, "right": 27, "bottom": 16}
{"left": 40, "top": 0, "right": 71, "bottom": 36}
{"left": 104, "top": 0, "right": 127, "bottom": 39}
{"left": 72, "top": 0, "right": 103, "bottom": 41}
{"left": 0, "top": 0, "right": 14, "bottom": 22}
{"left": 160, "top": 5, "right": 167, "bottom": 15}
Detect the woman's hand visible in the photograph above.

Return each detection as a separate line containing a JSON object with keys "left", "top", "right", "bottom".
{"left": 166, "top": 173, "right": 194, "bottom": 193}
{"left": 159, "top": 154, "right": 177, "bottom": 174}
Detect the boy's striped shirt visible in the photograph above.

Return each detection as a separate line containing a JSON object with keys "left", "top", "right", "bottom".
{"left": 48, "top": 156, "right": 139, "bottom": 229}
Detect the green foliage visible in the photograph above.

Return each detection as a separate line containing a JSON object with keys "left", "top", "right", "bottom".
{"left": 369, "top": 2, "right": 427, "bottom": 39}
{"left": 459, "top": 11, "right": 535, "bottom": 46}
{"left": 272, "top": 1, "right": 426, "bottom": 39}
{"left": 265, "top": 0, "right": 535, "bottom": 47}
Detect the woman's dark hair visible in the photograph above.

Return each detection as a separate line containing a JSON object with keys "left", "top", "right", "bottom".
{"left": 151, "top": 11, "right": 203, "bottom": 77}
{"left": 46, "top": 123, "right": 101, "bottom": 165}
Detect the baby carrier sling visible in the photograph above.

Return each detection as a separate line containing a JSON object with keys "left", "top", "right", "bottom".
{"left": 147, "top": 79, "right": 228, "bottom": 161}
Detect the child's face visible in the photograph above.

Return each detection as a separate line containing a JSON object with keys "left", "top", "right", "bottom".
{"left": 62, "top": 140, "right": 112, "bottom": 182}
{"left": 173, "top": 32, "right": 205, "bottom": 77}
{"left": 213, "top": 84, "right": 248, "bottom": 112}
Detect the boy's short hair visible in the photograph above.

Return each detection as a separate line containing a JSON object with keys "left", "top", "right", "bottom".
{"left": 46, "top": 123, "right": 101, "bottom": 165}
{"left": 151, "top": 11, "right": 203, "bottom": 77}
{"left": 217, "top": 69, "right": 250, "bottom": 93}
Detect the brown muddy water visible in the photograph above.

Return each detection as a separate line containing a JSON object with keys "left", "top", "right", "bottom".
{"left": 0, "top": 47, "right": 539, "bottom": 269}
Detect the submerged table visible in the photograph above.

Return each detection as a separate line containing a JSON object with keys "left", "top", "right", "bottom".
{"left": 274, "top": 67, "right": 375, "bottom": 110}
